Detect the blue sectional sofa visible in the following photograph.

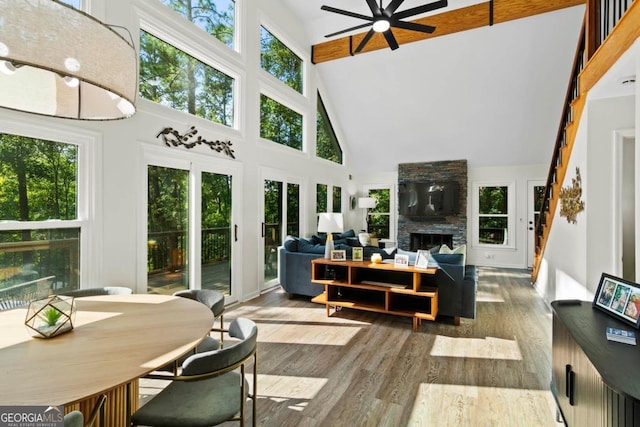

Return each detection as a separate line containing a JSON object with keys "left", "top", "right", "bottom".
{"left": 277, "top": 233, "right": 478, "bottom": 324}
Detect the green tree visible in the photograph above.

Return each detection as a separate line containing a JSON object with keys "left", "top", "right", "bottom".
{"left": 160, "top": 0, "right": 234, "bottom": 48}
{"left": 317, "top": 95, "right": 342, "bottom": 164}
{"left": 260, "top": 26, "right": 302, "bottom": 93}
{"left": 260, "top": 95, "right": 302, "bottom": 150}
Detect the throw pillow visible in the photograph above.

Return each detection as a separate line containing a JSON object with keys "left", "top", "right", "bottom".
{"left": 297, "top": 238, "right": 326, "bottom": 254}
{"left": 358, "top": 232, "right": 371, "bottom": 247}
{"left": 340, "top": 229, "right": 356, "bottom": 238}
{"left": 283, "top": 235, "right": 298, "bottom": 252}
{"left": 439, "top": 244, "right": 466, "bottom": 265}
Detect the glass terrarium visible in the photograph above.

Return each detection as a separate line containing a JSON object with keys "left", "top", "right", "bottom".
{"left": 25, "top": 295, "right": 76, "bottom": 338}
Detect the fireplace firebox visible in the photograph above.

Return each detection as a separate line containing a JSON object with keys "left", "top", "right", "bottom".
{"left": 410, "top": 233, "right": 453, "bottom": 251}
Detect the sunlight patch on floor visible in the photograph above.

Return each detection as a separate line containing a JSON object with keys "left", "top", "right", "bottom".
{"left": 476, "top": 290, "right": 506, "bottom": 302}
{"left": 430, "top": 335, "right": 522, "bottom": 360}
{"left": 257, "top": 373, "right": 328, "bottom": 400}
{"left": 409, "top": 383, "right": 562, "bottom": 427}
{"left": 256, "top": 322, "right": 363, "bottom": 345}
{"left": 227, "top": 304, "right": 371, "bottom": 326}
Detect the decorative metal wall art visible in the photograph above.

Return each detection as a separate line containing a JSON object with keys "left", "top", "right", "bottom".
{"left": 559, "top": 167, "right": 585, "bottom": 224}
{"left": 157, "top": 126, "right": 235, "bottom": 159}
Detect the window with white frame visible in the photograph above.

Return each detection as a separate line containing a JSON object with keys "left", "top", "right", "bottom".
{"left": 260, "top": 26, "right": 303, "bottom": 94}
{"left": 316, "top": 183, "right": 327, "bottom": 213}
{"left": 317, "top": 93, "right": 343, "bottom": 164}
{"left": 259, "top": 94, "right": 303, "bottom": 150}
{"left": 0, "top": 130, "right": 90, "bottom": 299}
{"left": 158, "top": 0, "right": 235, "bottom": 49}
{"left": 475, "top": 183, "right": 515, "bottom": 246}
{"left": 139, "top": 30, "right": 235, "bottom": 127}
{"left": 332, "top": 186, "right": 342, "bottom": 213}
{"left": 366, "top": 188, "right": 391, "bottom": 239}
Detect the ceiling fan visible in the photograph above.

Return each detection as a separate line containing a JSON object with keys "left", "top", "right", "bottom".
{"left": 321, "top": 0, "right": 448, "bottom": 52}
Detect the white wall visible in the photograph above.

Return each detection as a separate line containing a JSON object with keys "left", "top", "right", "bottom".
{"left": 536, "top": 95, "right": 637, "bottom": 304}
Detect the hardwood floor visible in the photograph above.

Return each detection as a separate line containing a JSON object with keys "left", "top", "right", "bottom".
{"left": 140, "top": 267, "right": 563, "bottom": 427}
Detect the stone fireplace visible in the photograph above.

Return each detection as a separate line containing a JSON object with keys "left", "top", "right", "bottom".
{"left": 398, "top": 160, "right": 467, "bottom": 250}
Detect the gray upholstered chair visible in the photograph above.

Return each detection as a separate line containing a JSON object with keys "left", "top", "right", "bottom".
{"left": 173, "top": 289, "right": 226, "bottom": 345}
{"left": 132, "top": 317, "right": 258, "bottom": 427}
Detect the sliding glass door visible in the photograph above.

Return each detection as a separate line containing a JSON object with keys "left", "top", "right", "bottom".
{"left": 262, "top": 172, "right": 302, "bottom": 290}
{"left": 145, "top": 154, "right": 240, "bottom": 302}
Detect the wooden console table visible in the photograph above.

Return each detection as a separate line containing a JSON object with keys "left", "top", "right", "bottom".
{"left": 311, "top": 259, "right": 438, "bottom": 331}
{"left": 551, "top": 300, "right": 640, "bottom": 426}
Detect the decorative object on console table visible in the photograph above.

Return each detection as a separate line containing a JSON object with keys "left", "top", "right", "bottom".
{"left": 593, "top": 272, "right": 640, "bottom": 329}
{"left": 25, "top": 295, "right": 76, "bottom": 338}
{"left": 317, "top": 212, "right": 344, "bottom": 259}
{"left": 352, "top": 247, "right": 363, "bottom": 261}
{"left": 358, "top": 197, "right": 377, "bottom": 232}
{"left": 330, "top": 250, "right": 346, "bottom": 261}
{"left": 606, "top": 327, "right": 636, "bottom": 345}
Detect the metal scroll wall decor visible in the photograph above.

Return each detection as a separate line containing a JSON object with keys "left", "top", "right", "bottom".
{"left": 156, "top": 126, "right": 235, "bottom": 159}
{"left": 559, "top": 167, "right": 585, "bottom": 224}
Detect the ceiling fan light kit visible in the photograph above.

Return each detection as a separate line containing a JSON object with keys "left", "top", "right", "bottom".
{"left": 321, "top": 0, "right": 447, "bottom": 52}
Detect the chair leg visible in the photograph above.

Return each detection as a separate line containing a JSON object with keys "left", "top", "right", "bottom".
{"left": 240, "top": 363, "right": 245, "bottom": 427}
{"left": 220, "top": 312, "right": 224, "bottom": 346}
{"left": 252, "top": 352, "right": 257, "bottom": 427}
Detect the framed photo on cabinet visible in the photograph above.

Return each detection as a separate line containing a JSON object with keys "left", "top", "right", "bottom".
{"left": 352, "top": 247, "right": 363, "bottom": 262}
{"left": 593, "top": 273, "right": 640, "bottom": 329}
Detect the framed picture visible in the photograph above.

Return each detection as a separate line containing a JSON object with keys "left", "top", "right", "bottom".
{"left": 415, "top": 250, "right": 430, "bottom": 269}
{"left": 394, "top": 253, "right": 409, "bottom": 268}
{"left": 593, "top": 273, "right": 640, "bottom": 329}
{"left": 330, "top": 249, "right": 347, "bottom": 262}
{"left": 352, "top": 247, "right": 363, "bottom": 262}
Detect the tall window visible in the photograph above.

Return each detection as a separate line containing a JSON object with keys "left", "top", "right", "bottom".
{"left": 316, "top": 184, "right": 327, "bottom": 213}
{"left": 139, "top": 30, "right": 235, "bottom": 127}
{"left": 260, "top": 26, "right": 303, "bottom": 93}
{"left": 317, "top": 94, "right": 343, "bottom": 164}
{"left": 367, "top": 189, "right": 391, "bottom": 238}
{"left": 159, "top": 0, "right": 235, "bottom": 48}
{"left": 477, "top": 185, "right": 513, "bottom": 246}
{"left": 260, "top": 94, "right": 302, "bottom": 150}
{"left": 0, "top": 133, "right": 82, "bottom": 299}
{"left": 332, "top": 186, "right": 342, "bottom": 213}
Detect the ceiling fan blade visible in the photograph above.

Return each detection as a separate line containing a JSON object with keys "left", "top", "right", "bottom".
{"left": 321, "top": 5, "right": 374, "bottom": 22}
{"left": 384, "top": 0, "right": 406, "bottom": 16}
{"left": 393, "top": 0, "right": 448, "bottom": 20}
{"left": 383, "top": 29, "right": 400, "bottom": 50}
{"left": 324, "top": 22, "right": 373, "bottom": 38}
{"left": 365, "top": 0, "right": 382, "bottom": 15}
{"left": 355, "top": 29, "right": 375, "bottom": 53}
{"left": 391, "top": 20, "right": 435, "bottom": 33}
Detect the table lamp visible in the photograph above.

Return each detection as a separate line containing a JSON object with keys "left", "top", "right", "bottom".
{"left": 358, "top": 197, "right": 377, "bottom": 232}
{"left": 317, "top": 213, "right": 344, "bottom": 258}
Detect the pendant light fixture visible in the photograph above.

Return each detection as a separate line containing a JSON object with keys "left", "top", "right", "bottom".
{"left": 0, "top": 0, "right": 137, "bottom": 120}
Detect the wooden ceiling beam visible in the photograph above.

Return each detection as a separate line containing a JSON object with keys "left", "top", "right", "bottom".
{"left": 311, "top": 0, "right": 585, "bottom": 64}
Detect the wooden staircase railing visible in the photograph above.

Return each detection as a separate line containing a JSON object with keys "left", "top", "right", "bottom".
{"left": 532, "top": 0, "right": 638, "bottom": 283}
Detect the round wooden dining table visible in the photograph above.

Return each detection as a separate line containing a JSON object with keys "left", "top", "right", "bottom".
{"left": 0, "top": 293, "right": 214, "bottom": 426}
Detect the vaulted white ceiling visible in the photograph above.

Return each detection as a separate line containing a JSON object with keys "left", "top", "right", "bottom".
{"left": 279, "top": 0, "right": 587, "bottom": 173}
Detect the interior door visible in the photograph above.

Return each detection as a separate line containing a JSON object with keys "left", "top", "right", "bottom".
{"left": 527, "top": 181, "right": 545, "bottom": 269}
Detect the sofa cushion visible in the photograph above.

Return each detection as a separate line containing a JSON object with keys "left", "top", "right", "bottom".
{"left": 283, "top": 235, "right": 299, "bottom": 252}
{"left": 340, "top": 229, "right": 356, "bottom": 238}
{"left": 431, "top": 253, "right": 464, "bottom": 266}
{"left": 298, "top": 238, "right": 326, "bottom": 254}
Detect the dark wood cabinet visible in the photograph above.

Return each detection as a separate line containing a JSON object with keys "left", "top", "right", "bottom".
{"left": 551, "top": 301, "right": 640, "bottom": 426}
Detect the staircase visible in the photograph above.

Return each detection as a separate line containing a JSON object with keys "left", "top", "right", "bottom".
{"left": 532, "top": 0, "right": 639, "bottom": 283}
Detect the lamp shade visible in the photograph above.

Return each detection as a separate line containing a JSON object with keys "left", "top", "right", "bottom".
{"left": 317, "top": 213, "right": 344, "bottom": 234}
{"left": 0, "top": 0, "right": 137, "bottom": 120}
{"left": 358, "top": 197, "right": 377, "bottom": 209}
